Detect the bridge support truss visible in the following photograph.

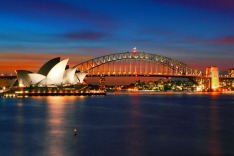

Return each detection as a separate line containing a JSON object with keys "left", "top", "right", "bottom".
{"left": 75, "top": 52, "right": 206, "bottom": 88}
{"left": 76, "top": 52, "right": 203, "bottom": 77}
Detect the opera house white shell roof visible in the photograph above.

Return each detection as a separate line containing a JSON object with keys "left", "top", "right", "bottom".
{"left": 16, "top": 57, "right": 87, "bottom": 87}
{"left": 63, "top": 66, "right": 77, "bottom": 85}
{"left": 16, "top": 70, "right": 32, "bottom": 87}
{"left": 46, "top": 59, "right": 69, "bottom": 86}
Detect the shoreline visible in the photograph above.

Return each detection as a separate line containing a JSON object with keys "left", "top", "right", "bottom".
{"left": 107, "top": 90, "right": 234, "bottom": 95}
{"left": 1, "top": 92, "right": 106, "bottom": 97}
{"left": 1, "top": 90, "right": 233, "bottom": 97}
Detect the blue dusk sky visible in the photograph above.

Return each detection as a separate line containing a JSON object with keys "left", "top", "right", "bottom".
{"left": 0, "top": 0, "right": 233, "bottom": 73}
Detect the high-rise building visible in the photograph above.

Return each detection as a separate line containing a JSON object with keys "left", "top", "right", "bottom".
{"left": 228, "top": 68, "right": 234, "bottom": 77}
{"left": 206, "top": 66, "right": 219, "bottom": 90}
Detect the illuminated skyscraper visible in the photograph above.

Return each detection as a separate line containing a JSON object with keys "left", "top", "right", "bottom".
{"left": 206, "top": 66, "right": 219, "bottom": 90}
{"left": 228, "top": 68, "right": 234, "bottom": 77}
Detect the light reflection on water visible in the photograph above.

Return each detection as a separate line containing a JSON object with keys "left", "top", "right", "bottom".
{"left": 209, "top": 94, "right": 221, "bottom": 156}
{"left": 0, "top": 93, "right": 234, "bottom": 156}
{"left": 46, "top": 97, "right": 71, "bottom": 156}
{"left": 128, "top": 94, "right": 142, "bottom": 156}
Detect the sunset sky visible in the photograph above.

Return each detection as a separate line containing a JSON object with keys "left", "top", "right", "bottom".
{"left": 0, "top": 0, "right": 233, "bottom": 75}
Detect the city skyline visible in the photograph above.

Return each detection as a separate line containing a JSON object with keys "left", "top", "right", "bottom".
{"left": 0, "top": 0, "right": 234, "bottom": 74}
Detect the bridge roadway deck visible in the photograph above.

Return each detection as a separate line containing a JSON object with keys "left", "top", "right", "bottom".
{"left": 0, "top": 75, "right": 233, "bottom": 80}
{"left": 86, "top": 74, "right": 209, "bottom": 78}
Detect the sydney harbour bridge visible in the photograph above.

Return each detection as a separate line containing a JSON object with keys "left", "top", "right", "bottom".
{"left": 77, "top": 51, "right": 203, "bottom": 77}
{"left": 0, "top": 51, "right": 233, "bottom": 90}
{"left": 75, "top": 51, "right": 233, "bottom": 90}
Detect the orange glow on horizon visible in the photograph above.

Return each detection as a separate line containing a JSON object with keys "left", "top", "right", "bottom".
{"left": 0, "top": 52, "right": 93, "bottom": 74}
{"left": 0, "top": 51, "right": 233, "bottom": 76}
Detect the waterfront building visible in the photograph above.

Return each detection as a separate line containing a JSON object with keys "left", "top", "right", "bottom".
{"left": 228, "top": 68, "right": 234, "bottom": 77}
{"left": 16, "top": 70, "right": 32, "bottom": 87}
{"left": 205, "top": 66, "right": 219, "bottom": 90}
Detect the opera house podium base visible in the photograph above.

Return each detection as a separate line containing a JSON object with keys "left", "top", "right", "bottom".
{"left": 15, "top": 92, "right": 106, "bottom": 97}
{"left": 1, "top": 89, "right": 106, "bottom": 97}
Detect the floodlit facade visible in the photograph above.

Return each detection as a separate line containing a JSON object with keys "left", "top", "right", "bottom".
{"left": 28, "top": 73, "right": 46, "bottom": 85}
{"left": 206, "top": 66, "right": 219, "bottom": 90}
{"left": 228, "top": 68, "right": 234, "bottom": 77}
{"left": 74, "top": 72, "right": 87, "bottom": 84}
{"left": 38, "top": 57, "right": 60, "bottom": 76}
{"left": 46, "top": 59, "right": 69, "bottom": 86}
{"left": 16, "top": 57, "right": 87, "bottom": 87}
{"left": 63, "top": 66, "right": 78, "bottom": 85}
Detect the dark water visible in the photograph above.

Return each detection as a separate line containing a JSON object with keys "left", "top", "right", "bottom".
{"left": 1, "top": 93, "right": 234, "bottom": 156}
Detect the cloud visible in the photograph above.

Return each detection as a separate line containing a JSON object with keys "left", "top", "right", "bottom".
{"left": 0, "top": 52, "right": 94, "bottom": 63}
{"left": 212, "top": 36, "right": 234, "bottom": 44}
{"left": 131, "top": 27, "right": 176, "bottom": 44}
{"left": 184, "top": 57, "right": 234, "bottom": 71}
{"left": 151, "top": 0, "right": 234, "bottom": 14}
{"left": 0, "top": 52, "right": 94, "bottom": 74}
{"left": 32, "top": 1, "right": 110, "bottom": 21}
{"left": 0, "top": 0, "right": 117, "bottom": 28}
{"left": 62, "top": 31, "right": 111, "bottom": 41}
{"left": 138, "top": 27, "right": 175, "bottom": 36}
{"left": 192, "top": 36, "right": 234, "bottom": 44}
{"left": 165, "top": 36, "right": 234, "bottom": 45}
{"left": 130, "top": 39, "right": 155, "bottom": 43}
{"left": 74, "top": 47, "right": 113, "bottom": 57}
{"left": 0, "top": 30, "right": 112, "bottom": 45}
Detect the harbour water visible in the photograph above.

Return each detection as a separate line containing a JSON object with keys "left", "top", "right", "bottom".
{"left": 1, "top": 92, "right": 234, "bottom": 156}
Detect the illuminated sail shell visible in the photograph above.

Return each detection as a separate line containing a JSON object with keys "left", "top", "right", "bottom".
{"left": 16, "top": 70, "right": 32, "bottom": 87}
{"left": 38, "top": 57, "right": 60, "bottom": 76}
{"left": 74, "top": 72, "right": 87, "bottom": 84}
{"left": 28, "top": 73, "right": 46, "bottom": 85}
{"left": 63, "top": 65, "right": 77, "bottom": 85}
{"left": 47, "top": 59, "right": 69, "bottom": 86}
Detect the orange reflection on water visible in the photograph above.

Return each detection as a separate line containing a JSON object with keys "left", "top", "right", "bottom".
{"left": 13, "top": 101, "right": 25, "bottom": 155}
{"left": 46, "top": 96, "right": 77, "bottom": 127}
{"left": 210, "top": 92, "right": 220, "bottom": 97}
{"left": 209, "top": 95, "right": 221, "bottom": 156}
{"left": 46, "top": 96, "right": 67, "bottom": 126}
{"left": 16, "top": 101, "right": 24, "bottom": 124}
{"left": 45, "top": 96, "right": 77, "bottom": 155}
{"left": 131, "top": 94, "right": 141, "bottom": 118}
{"left": 17, "top": 102, "right": 23, "bottom": 107}
{"left": 128, "top": 94, "right": 142, "bottom": 156}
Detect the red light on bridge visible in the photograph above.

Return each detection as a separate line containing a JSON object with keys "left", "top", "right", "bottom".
{"left": 135, "top": 74, "right": 138, "bottom": 77}
{"left": 132, "top": 47, "right": 137, "bottom": 53}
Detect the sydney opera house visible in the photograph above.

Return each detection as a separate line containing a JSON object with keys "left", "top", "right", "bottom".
{"left": 16, "top": 57, "right": 86, "bottom": 88}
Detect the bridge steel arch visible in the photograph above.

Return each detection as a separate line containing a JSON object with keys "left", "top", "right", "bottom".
{"left": 76, "top": 52, "right": 203, "bottom": 76}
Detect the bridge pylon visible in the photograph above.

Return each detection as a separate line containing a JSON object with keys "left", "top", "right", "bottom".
{"left": 205, "top": 67, "right": 219, "bottom": 91}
